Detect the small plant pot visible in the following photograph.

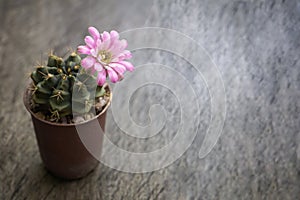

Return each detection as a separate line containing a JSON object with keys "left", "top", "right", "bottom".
{"left": 23, "top": 85, "right": 112, "bottom": 180}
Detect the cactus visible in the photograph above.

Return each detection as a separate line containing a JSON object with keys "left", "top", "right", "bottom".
{"left": 30, "top": 52, "right": 106, "bottom": 122}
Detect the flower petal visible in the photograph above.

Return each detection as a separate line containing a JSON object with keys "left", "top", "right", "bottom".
{"left": 107, "top": 67, "right": 119, "bottom": 83}
{"left": 81, "top": 56, "right": 96, "bottom": 69}
{"left": 108, "top": 30, "right": 119, "bottom": 49}
{"left": 94, "top": 62, "right": 104, "bottom": 71}
{"left": 123, "top": 50, "right": 132, "bottom": 59}
{"left": 77, "top": 45, "right": 90, "bottom": 54}
{"left": 90, "top": 48, "right": 98, "bottom": 57}
{"left": 109, "top": 63, "right": 126, "bottom": 74}
{"left": 77, "top": 27, "right": 134, "bottom": 84}
{"left": 115, "top": 50, "right": 132, "bottom": 61}
{"left": 118, "top": 61, "right": 134, "bottom": 72}
{"left": 97, "top": 70, "right": 107, "bottom": 86}
{"left": 85, "top": 36, "right": 95, "bottom": 48}
{"left": 110, "top": 39, "right": 128, "bottom": 57}
{"left": 96, "top": 39, "right": 102, "bottom": 50}
{"left": 110, "top": 30, "right": 119, "bottom": 40}
{"left": 111, "top": 57, "right": 120, "bottom": 62}
{"left": 99, "top": 42, "right": 110, "bottom": 51}
{"left": 101, "top": 31, "right": 110, "bottom": 41}
{"left": 88, "top": 27, "right": 100, "bottom": 40}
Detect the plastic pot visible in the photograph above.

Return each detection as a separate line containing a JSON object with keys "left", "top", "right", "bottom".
{"left": 23, "top": 85, "right": 111, "bottom": 180}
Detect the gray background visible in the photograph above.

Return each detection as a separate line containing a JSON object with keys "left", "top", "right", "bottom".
{"left": 1, "top": 0, "right": 299, "bottom": 199}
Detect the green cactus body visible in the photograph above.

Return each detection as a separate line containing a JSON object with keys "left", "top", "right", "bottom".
{"left": 72, "top": 82, "right": 92, "bottom": 114}
{"left": 30, "top": 53, "right": 105, "bottom": 122}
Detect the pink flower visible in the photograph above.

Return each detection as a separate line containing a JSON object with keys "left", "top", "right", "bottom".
{"left": 77, "top": 27, "right": 134, "bottom": 86}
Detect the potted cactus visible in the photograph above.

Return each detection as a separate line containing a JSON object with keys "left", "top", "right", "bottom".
{"left": 23, "top": 27, "right": 134, "bottom": 179}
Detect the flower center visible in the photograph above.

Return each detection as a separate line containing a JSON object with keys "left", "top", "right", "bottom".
{"left": 98, "top": 50, "right": 112, "bottom": 64}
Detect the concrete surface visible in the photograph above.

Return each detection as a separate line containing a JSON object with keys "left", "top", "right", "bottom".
{"left": 0, "top": 0, "right": 299, "bottom": 199}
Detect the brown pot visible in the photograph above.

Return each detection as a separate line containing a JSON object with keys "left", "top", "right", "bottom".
{"left": 23, "top": 85, "right": 112, "bottom": 180}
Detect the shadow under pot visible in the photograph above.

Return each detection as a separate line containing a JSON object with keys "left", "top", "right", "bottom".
{"left": 23, "top": 85, "right": 112, "bottom": 180}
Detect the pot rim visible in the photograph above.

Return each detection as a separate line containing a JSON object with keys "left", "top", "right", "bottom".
{"left": 23, "top": 83, "right": 112, "bottom": 127}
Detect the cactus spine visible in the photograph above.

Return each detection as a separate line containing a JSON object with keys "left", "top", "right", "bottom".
{"left": 30, "top": 52, "right": 106, "bottom": 122}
